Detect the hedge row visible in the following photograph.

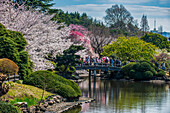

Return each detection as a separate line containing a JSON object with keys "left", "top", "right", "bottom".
{"left": 24, "top": 70, "right": 82, "bottom": 98}
{"left": 121, "top": 60, "right": 165, "bottom": 80}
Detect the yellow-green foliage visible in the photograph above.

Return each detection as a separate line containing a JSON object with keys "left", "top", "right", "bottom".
{"left": 1, "top": 83, "right": 54, "bottom": 101}
{"left": 0, "top": 58, "right": 19, "bottom": 75}
{"left": 102, "top": 36, "right": 157, "bottom": 61}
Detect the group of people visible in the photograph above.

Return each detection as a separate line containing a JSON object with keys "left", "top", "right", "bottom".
{"left": 82, "top": 56, "right": 124, "bottom": 67}
{"left": 79, "top": 56, "right": 167, "bottom": 71}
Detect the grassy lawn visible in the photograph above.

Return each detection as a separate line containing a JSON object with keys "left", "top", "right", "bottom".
{"left": 1, "top": 82, "right": 55, "bottom": 107}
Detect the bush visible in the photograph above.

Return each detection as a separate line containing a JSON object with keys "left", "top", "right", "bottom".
{"left": 0, "top": 101, "right": 22, "bottom": 113}
{"left": 132, "top": 62, "right": 141, "bottom": 71}
{"left": 0, "top": 58, "right": 19, "bottom": 75}
{"left": 157, "top": 70, "right": 165, "bottom": 77}
{"left": 24, "top": 70, "right": 53, "bottom": 88}
{"left": 121, "top": 60, "right": 157, "bottom": 80}
{"left": 47, "top": 81, "right": 78, "bottom": 98}
{"left": 129, "top": 69, "right": 136, "bottom": 79}
{"left": 133, "top": 71, "right": 143, "bottom": 80}
{"left": 139, "top": 62, "right": 151, "bottom": 72}
{"left": 150, "top": 67, "right": 157, "bottom": 76}
{"left": 0, "top": 23, "right": 33, "bottom": 78}
{"left": 24, "top": 70, "right": 82, "bottom": 98}
{"left": 143, "top": 71, "right": 153, "bottom": 79}
{"left": 53, "top": 74, "right": 82, "bottom": 96}
{"left": 120, "top": 63, "right": 135, "bottom": 76}
{"left": 133, "top": 71, "right": 153, "bottom": 80}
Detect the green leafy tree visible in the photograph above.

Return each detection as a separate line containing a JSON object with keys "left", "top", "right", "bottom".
{"left": 0, "top": 23, "right": 33, "bottom": 79}
{"left": 104, "top": 4, "right": 138, "bottom": 36}
{"left": 141, "top": 33, "right": 170, "bottom": 51}
{"left": 46, "top": 45, "right": 84, "bottom": 77}
{"left": 102, "top": 36, "right": 157, "bottom": 61}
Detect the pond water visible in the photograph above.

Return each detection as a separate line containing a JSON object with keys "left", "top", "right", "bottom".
{"left": 65, "top": 77, "right": 170, "bottom": 113}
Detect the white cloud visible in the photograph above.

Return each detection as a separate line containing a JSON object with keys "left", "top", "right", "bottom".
{"left": 54, "top": 4, "right": 170, "bottom": 32}
{"left": 126, "top": 5, "right": 170, "bottom": 18}
{"left": 100, "top": 0, "right": 152, "bottom": 4}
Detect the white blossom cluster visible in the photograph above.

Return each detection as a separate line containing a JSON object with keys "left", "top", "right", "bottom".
{"left": 0, "top": 0, "right": 73, "bottom": 71}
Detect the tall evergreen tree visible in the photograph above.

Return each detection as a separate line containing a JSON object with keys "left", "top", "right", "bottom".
{"left": 140, "top": 15, "right": 149, "bottom": 35}
{"left": 14, "top": 0, "right": 54, "bottom": 12}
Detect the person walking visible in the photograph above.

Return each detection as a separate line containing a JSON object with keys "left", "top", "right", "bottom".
{"left": 86, "top": 57, "right": 89, "bottom": 64}
{"left": 105, "top": 57, "right": 109, "bottom": 66}
{"left": 118, "top": 60, "right": 121, "bottom": 67}
{"left": 115, "top": 58, "right": 119, "bottom": 67}
{"left": 110, "top": 58, "right": 114, "bottom": 67}
{"left": 161, "top": 62, "right": 166, "bottom": 71}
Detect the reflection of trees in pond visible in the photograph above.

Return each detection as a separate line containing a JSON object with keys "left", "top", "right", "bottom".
{"left": 63, "top": 105, "right": 81, "bottom": 113}
{"left": 103, "top": 81, "right": 168, "bottom": 112}
{"left": 79, "top": 79, "right": 169, "bottom": 112}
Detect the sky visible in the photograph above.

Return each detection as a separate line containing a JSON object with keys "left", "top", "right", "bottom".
{"left": 52, "top": 0, "right": 170, "bottom": 32}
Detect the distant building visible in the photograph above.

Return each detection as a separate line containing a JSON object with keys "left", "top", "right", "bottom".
{"left": 150, "top": 20, "right": 170, "bottom": 41}
{"left": 150, "top": 30, "right": 170, "bottom": 41}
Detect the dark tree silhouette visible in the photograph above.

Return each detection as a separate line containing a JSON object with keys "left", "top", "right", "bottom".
{"left": 140, "top": 15, "right": 149, "bottom": 35}
{"left": 104, "top": 4, "right": 134, "bottom": 30}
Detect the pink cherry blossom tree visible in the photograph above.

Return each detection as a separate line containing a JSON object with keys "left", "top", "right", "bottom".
{"left": 0, "top": 0, "right": 73, "bottom": 70}
{"left": 68, "top": 24, "right": 96, "bottom": 57}
{"left": 0, "top": 0, "right": 97, "bottom": 71}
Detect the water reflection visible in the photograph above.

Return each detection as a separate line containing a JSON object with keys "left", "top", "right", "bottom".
{"left": 65, "top": 77, "right": 170, "bottom": 113}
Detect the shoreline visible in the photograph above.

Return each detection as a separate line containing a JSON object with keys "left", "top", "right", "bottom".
{"left": 46, "top": 97, "right": 95, "bottom": 113}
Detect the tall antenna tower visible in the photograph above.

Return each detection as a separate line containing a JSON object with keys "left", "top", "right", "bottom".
{"left": 154, "top": 19, "right": 156, "bottom": 31}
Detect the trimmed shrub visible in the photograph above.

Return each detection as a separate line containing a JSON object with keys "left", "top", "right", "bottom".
{"left": 129, "top": 69, "right": 136, "bottom": 79}
{"left": 47, "top": 81, "right": 78, "bottom": 98}
{"left": 52, "top": 74, "right": 82, "bottom": 96}
{"left": 139, "top": 62, "right": 151, "bottom": 72}
{"left": 157, "top": 70, "right": 165, "bottom": 77}
{"left": 120, "top": 62, "right": 135, "bottom": 76}
{"left": 132, "top": 62, "right": 141, "bottom": 71}
{"left": 0, "top": 101, "right": 22, "bottom": 113}
{"left": 139, "top": 60, "right": 158, "bottom": 71}
{"left": 143, "top": 71, "right": 153, "bottom": 79}
{"left": 150, "top": 67, "right": 157, "bottom": 76}
{"left": 133, "top": 71, "right": 143, "bottom": 80}
{"left": 24, "top": 70, "right": 53, "bottom": 88}
{"left": 24, "top": 70, "right": 82, "bottom": 98}
{"left": 121, "top": 60, "right": 158, "bottom": 80}
{"left": 0, "top": 58, "right": 19, "bottom": 75}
